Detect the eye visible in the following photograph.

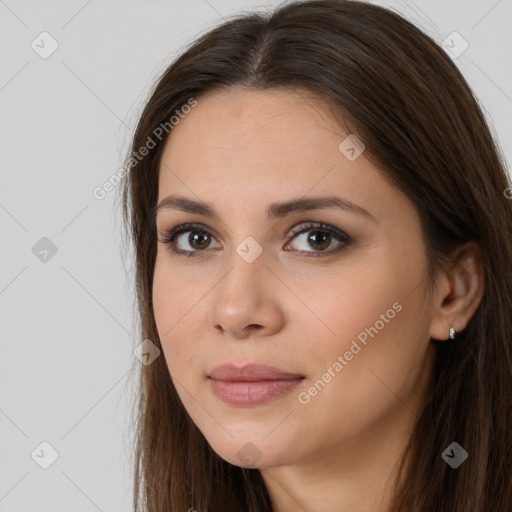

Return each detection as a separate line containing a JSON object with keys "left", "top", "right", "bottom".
{"left": 157, "top": 223, "right": 221, "bottom": 258}
{"left": 157, "top": 221, "right": 352, "bottom": 258}
{"left": 284, "top": 222, "right": 352, "bottom": 256}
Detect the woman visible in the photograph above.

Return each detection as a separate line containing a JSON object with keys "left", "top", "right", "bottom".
{"left": 120, "top": 1, "right": 512, "bottom": 510}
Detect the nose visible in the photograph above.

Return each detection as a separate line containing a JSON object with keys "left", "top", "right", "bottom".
{"left": 208, "top": 255, "right": 286, "bottom": 340}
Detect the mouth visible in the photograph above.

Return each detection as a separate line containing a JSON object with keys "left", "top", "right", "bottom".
{"left": 207, "top": 363, "right": 305, "bottom": 405}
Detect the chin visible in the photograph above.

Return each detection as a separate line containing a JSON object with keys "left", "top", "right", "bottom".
{"left": 205, "top": 434, "right": 293, "bottom": 469}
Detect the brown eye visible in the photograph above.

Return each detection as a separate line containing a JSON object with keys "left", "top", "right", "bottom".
{"left": 158, "top": 223, "right": 221, "bottom": 257}
{"left": 158, "top": 221, "right": 351, "bottom": 258}
{"left": 285, "top": 222, "right": 352, "bottom": 255}
{"left": 185, "top": 231, "right": 212, "bottom": 251}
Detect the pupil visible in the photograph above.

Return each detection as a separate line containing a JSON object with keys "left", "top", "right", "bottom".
{"left": 309, "top": 231, "right": 330, "bottom": 250}
{"left": 190, "top": 231, "right": 210, "bottom": 250}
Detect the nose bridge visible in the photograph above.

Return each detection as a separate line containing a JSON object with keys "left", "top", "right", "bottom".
{"left": 208, "top": 243, "right": 284, "bottom": 338}
{"left": 216, "top": 242, "right": 267, "bottom": 308}
{"left": 223, "top": 228, "right": 267, "bottom": 287}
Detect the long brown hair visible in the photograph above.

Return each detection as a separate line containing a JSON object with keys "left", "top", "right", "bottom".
{"left": 119, "top": 1, "right": 512, "bottom": 510}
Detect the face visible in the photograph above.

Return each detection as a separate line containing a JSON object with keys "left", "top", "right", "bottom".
{"left": 152, "top": 88, "right": 437, "bottom": 469}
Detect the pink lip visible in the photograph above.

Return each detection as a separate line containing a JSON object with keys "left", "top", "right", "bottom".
{"left": 208, "top": 364, "right": 305, "bottom": 405}
{"left": 209, "top": 363, "right": 304, "bottom": 381}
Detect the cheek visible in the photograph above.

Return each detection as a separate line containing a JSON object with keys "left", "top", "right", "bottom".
{"left": 152, "top": 252, "right": 201, "bottom": 331}
{"left": 292, "top": 248, "right": 427, "bottom": 382}
{"left": 152, "top": 262, "right": 177, "bottom": 335}
{"left": 152, "top": 259, "right": 198, "bottom": 370}
{"left": 288, "top": 258, "right": 405, "bottom": 351}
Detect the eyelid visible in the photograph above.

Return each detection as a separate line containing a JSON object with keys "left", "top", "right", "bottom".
{"left": 287, "top": 222, "right": 352, "bottom": 243}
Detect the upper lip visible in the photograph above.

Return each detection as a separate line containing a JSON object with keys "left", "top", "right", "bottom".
{"left": 208, "top": 363, "right": 304, "bottom": 382}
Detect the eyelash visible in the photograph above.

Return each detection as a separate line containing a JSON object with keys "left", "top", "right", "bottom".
{"left": 157, "top": 222, "right": 353, "bottom": 259}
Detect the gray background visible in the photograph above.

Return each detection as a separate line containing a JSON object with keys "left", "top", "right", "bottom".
{"left": 0, "top": 0, "right": 510, "bottom": 510}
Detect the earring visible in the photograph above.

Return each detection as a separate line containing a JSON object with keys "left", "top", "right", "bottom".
{"left": 449, "top": 325, "right": 456, "bottom": 340}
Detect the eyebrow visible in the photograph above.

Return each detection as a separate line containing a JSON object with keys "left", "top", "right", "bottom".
{"left": 153, "top": 194, "right": 377, "bottom": 222}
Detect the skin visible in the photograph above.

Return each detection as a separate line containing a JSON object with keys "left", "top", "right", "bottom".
{"left": 152, "top": 88, "right": 485, "bottom": 512}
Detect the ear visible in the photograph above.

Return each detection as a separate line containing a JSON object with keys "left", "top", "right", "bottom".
{"left": 429, "top": 241, "right": 485, "bottom": 341}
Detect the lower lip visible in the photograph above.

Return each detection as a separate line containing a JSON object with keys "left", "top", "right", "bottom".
{"left": 209, "top": 377, "right": 304, "bottom": 405}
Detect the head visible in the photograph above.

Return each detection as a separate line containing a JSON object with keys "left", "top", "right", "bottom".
{"left": 120, "top": 1, "right": 512, "bottom": 511}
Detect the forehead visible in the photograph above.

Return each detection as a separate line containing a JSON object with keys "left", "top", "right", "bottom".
{"left": 160, "top": 88, "right": 344, "bottom": 175}
{"left": 156, "top": 88, "right": 411, "bottom": 225}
